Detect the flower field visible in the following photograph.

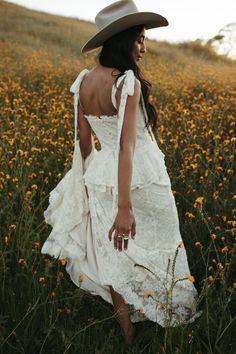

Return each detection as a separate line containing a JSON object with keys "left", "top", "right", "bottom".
{"left": 0, "top": 2, "right": 236, "bottom": 353}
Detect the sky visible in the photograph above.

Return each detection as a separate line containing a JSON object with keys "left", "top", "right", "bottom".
{"left": 5, "top": 0, "right": 236, "bottom": 43}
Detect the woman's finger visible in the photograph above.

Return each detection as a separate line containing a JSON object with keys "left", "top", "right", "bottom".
{"left": 108, "top": 223, "right": 116, "bottom": 241}
{"left": 113, "top": 228, "right": 119, "bottom": 250}
{"left": 131, "top": 221, "right": 136, "bottom": 239}
{"left": 124, "top": 238, "right": 129, "bottom": 251}
{"left": 118, "top": 236, "right": 123, "bottom": 252}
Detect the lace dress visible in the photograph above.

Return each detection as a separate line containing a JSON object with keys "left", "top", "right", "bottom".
{"left": 41, "top": 69, "right": 202, "bottom": 326}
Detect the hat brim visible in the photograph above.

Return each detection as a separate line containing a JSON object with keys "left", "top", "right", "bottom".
{"left": 81, "top": 12, "right": 168, "bottom": 53}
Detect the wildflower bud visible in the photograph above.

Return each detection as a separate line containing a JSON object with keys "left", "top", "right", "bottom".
{"left": 79, "top": 274, "right": 85, "bottom": 282}
{"left": 185, "top": 275, "right": 195, "bottom": 283}
{"left": 195, "top": 241, "right": 202, "bottom": 248}
{"left": 143, "top": 291, "right": 152, "bottom": 298}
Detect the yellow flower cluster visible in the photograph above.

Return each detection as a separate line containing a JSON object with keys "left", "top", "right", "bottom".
{"left": 194, "top": 197, "right": 204, "bottom": 209}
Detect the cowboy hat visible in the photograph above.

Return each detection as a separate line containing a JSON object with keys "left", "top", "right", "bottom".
{"left": 81, "top": 0, "right": 168, "bottom": 53}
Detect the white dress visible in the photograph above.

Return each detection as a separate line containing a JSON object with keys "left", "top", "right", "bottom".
{"left": 41, "top": 69, "right": 202, "bottom": 326}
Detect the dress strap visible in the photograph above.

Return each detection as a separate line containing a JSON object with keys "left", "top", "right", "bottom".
{"left": 111, "top": 69, "right": 135, "bottom": 214}
{"left": 111, "top": 74, "right": 128, "bottom": 110}
{"left": 111, "top": 83, "right": 118, "bottom": 110}
{"left": 70, "top": 68, "right": 89, "bottom": 147}
{"left": 113, "top": 76, "right": 155, "bottom": 142}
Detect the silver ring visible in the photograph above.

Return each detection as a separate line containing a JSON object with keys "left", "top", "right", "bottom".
{"left": 117, "top": 234, "right": 129, "bottom": 240}
{"left": 123, "top": 236, "right": 129, "bottom": 240}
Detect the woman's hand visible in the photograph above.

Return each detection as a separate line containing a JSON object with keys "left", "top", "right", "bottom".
{"left": 108, "top": 206, "right": 136, "bottom": 251}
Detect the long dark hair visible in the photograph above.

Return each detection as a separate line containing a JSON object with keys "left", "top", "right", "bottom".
{"left": 98, "top": 25, "right": 158, "bottom": 131}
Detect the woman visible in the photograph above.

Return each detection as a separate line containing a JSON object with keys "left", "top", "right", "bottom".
{"left": 41, "top": 0, "right": 201, "bottom": 345}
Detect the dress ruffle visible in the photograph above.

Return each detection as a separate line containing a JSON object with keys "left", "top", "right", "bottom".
{"left": 83, "top": 141, "right": 171, "bottom": 194}
{"left": 41, "top": 142, "right": 97, "bottom": 260}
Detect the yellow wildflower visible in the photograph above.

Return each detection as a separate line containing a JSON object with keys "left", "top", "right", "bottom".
{"left": 143, "top": 291, "right": 153, "bottom": 298}
{"left": 211, "top": 234, "right": 217, "bottom": 240}
{"left": 34, "top": 241, "right": 40, "bottom": 249}
{"left": 16, "top": 149, "right": 24, "bottom": 157}
{"left": 31, "top": 147, "right": 41, "bottom": 152}
{"left": 194, "top": 197, "right": 204, "bottom": 209}
{"left": 59, "top": 259, "right": 67, "bottom": 266}
{"left": 178, "top": 240, "right": 185, "bottom": 248}
{"left": 79, "top": 274, "right": 85, "bottom": 282}
{"left": 195, "top": 241, "right": 202, "bottom": 248}
{"left": 185, "top": 275, "right": 195, "bottom": 283}
{"left": 9, "top": 224, "right": 17, "bottom": 230}
{"left": 221, "top": 246, "right": 229, "bottom": 253}
{"left": 25, "top": 191, "right": 32, "bottom": 199}
{"left": 212, "top": 191, "right": 219, "bottom": 200}
{"left": 185, "top": 212, "right": 195, "bottom": 219}
{"left": 17, "top": 258, "right": 25, "bottom": 265}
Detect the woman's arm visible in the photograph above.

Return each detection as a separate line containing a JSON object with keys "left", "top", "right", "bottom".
{"left": 108, "top": 78, "right": 140, "bottom": 252}
{"left": 117, "top": 78, "right": 141, "bottom": 209}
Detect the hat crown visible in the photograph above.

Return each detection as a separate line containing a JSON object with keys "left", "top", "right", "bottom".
{"left": 81, "top": 0, "right": 168, "bottom": 53}
{"left": 95, "top": 0, "right": 139, "bottom": 31}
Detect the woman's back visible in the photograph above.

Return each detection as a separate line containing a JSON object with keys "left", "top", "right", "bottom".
{"left": 72, "top": 67, "right": 159, "bottom": 147}
{"left": 79, "top": 65, "right": 121, "bottom": 117}
{"left": 75, "top": 67, "right": 156, "bottom": 148}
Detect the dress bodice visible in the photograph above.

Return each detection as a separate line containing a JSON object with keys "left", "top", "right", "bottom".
{"left": 70, "top": 68, "right": 171, "bottom": 214}
{"left": 84, "top": 104, "right": 153, "bottom": 151}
